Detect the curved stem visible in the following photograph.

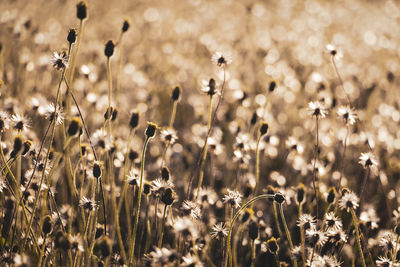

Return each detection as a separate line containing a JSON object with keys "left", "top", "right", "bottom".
{"left": 279, "top": 203, "right": 297, "bottom": 267}
{"left": 226, "top": 194, "right": 274, "bottom": 267}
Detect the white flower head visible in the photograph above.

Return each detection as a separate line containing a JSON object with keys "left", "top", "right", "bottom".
{"left": 308, "top": 101, "right": 328, "bottom": 118}
{"left": 211, "top": 51, "right": 232, "bottom": 67}
{"left": 337, "top": 106, "right": 357, "bottom": 125}
{"left": 51, "top": 51, "right": 69, "bottom": 70}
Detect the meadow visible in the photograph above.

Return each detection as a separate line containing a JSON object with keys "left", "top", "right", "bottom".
{"left": 0, "top": 0, "right": 400, "bottom": 266}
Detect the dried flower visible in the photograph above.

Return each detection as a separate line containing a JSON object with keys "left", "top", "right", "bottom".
{"left": 210, "top": 222, "right": 228, "bottom": 240}
{"left": 338, "top": 190, "right": 359, "bottom": 212}
{"left": 337, "top": 106, "right": 357, "bottom": 125}
{"left": 211, "top": 51, "right": 232, "bottom": 67}
{"left": 308, "top": 101, "right": 328, "bottom": 118}
{"left": 223, "top": 189, "right": 242, "bottom": 208}
{"left": 51, "top": 51, "right": 68, "bottom": 70}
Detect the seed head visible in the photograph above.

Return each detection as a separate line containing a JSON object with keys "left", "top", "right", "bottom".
{"left": 67, "top": 28, "right": 77, "bottom": 44}
{"left": 51, "top": 51, "right": 69, "bottom": 70}
{"left": 266, "top": 237, "right": 279, "bottom": 253}
{"left": 248, "top": 221, "right": 259, "bottom": 240}
{"left": 259, "top": 121, "right": 269, "bottom": 135}
{"left": 161, "top": 166, "right": 170, "bottom": 181}
{"left": 93, "top": 161, "right": 102, "bottom": 179}
{"left": 76, "top": 1, "right": 88, "bottom": 20}
{"left": 42, "top": 215, "right": 52, "bottom": 235}
{"left": 145, "top": 122, "right": 157, "bottom": 138}
{"left": 160, "top": 187, "right": 175, "bottom": 206}
{"left": 273, "top": 192, "right": 285, "bottom": 204}
{"left": 327, "top": 187, "right": 336, "bottom": 204}
{"left": 104, "top": 40, "right": 115, "bottom": 58}
{"left": 67, "top": 117, "right": 81, "bottom": 136}
{"left": 268, "top": 81, "right": 276, "bottom": 92}
{"left": 22, "top": 140, "right": 32, "bottom": 156}
{"left": 122, "top": 18, "right": 131, "bottom": 33}
{"left": 296, "top": 183, "right": 306, "bottom": 205}
{"left": 129, "top": 109, "right": 140, "bottom": 129}
{"left": 171, "top": 85, "right": 181, "bottom": 101}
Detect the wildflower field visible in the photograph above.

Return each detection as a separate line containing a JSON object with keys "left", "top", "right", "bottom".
{"left": 1, "top": 0, "right": 400, "bottom": 266}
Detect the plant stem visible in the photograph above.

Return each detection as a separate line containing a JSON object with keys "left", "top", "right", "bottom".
{"left": 279, "top": 203, "right": 297, "bottom": 267}
{"left": 226, "top": 194, "right": 274, "bottom": 267}
{"left": 158, "top": 205, "right": 168, "bottom": 248}
{"left": 169, "top": 100, "right": 178, "bottom": 128}
{"left": 312, "top": 116, "right": 319, "bottom": 218}
{"left": 299, "top": 204, "right": 306, "bottom": 267}
{"left": 338, "top": 125, "right": 349, "bottom": 190}
{"left": 351, "top": 209, "right": 366, "bottom": 267}
{"left": 129, "top": 136, "right": 150, "bottom": 266}
{"left": 254, "top": 134, "right": 262, "bottom": 194}
{"left": 195, "top": 95, "right": 213, "bottom": 200}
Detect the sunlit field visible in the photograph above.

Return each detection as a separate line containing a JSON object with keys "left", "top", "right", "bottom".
{"left": 1, "top": 0, "right": 400, "bottom": 266}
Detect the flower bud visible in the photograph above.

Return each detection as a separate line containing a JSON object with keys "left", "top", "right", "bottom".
{"left": 68, "top": 117, "right": 81, "bottom": 136}
{"left": 248, "top": 221, "right": 259, "bottom": 240}
{"left": 327, "top": 187, "right": 336, "bottom": 204}
{"left": 266, "top": 237, "right": 279, "bottom": 253}
{"left": 296, "top": 183, "right": 306, "bottom": 205}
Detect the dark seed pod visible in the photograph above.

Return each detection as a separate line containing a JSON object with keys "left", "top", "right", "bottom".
{"left": 129, "top": 149, "right": 138, "bottom": 161}
{"left": 104, "top": 106, "right": 114, "bottom": 121}
{"left": 93, "top": 162, "right": 102, "bottom": 179}
{"left": 76, "top": 1, "right": 88, "bottom": 20}
{"left": 12, "top": 136, "right": 23, "bottom": 154}
{"left": 129, "top": 110, "right": 140, "bottom": 129}
{"left": 250, "top": 112, "right": 257, "bottom": 126}
{"left": 22, "top": 140, "right": 32, "bottom": 156}
{"left": 327, "top": 187, "right": 336, "bottom": 204}
{"left": 266, "top": 237, "right": 279, "bottom": 253}
{"left": 241, "top": 208, "right": 253, "bottom": 223}
{"left": 145, "top": 122, "right": 157, "bottom": 138}
{"left": 42, "top": 215, "right": 53, "bottom": 235}
{"left": 161, "top": 188, "right": 175, "bottom": 206}
{"left": 268, "top": 81, "right": 276, "bottom": 92}
{"left": 143, "top": 182, "right": 151, "bottom": 195}
{"left": 161, "top": 166, "right": 170, "bottom": 181}
{"left": 68, "top": 117, "right": 81, "bottom": 136}
{"left": 122, "top": 18, "right": 131, "bottom": 33}
{"left": 104, "top": 40, "right": 115, "bottom": 58}
{"left": 94, "top": 236, "right": 112, "bottom": 259}
{"left": 296, "top": 183, "right": 306, "bottom": 205}
{"left": 259, "top": 121, "right": 268, "bottom": 135}
{"left": 171, "top": 85, "right": 181, "bottom": 101}
{"left": 111, "top": 108, "right": 118, "bottom": 121}
{"left": 273, "top": 193, "right": 285, "bottom": 204}
{"left": 80, "top": 144, "right": 87, "bottom": 156}
{"left": 208, "top": 78, "right": 216, "bottom": 95}
{"left": 67, "top": 28, "right": 77, "bottom": 44}
{"left": 248, "top": 221, "right": 259, "bottom": 240}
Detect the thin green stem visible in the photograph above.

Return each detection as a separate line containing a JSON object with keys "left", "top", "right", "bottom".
{"left": 278, "top": 203, "right": 297, "bottom": 267}
{"left": 254, "top": 134, "right": 262, "bottom": 194}
{"left": 226, "top": 194, "right": 274, "bottom": 267}
{"left": 351, "top": 209, "right": 366, "bottom": 267}
{"left": 129, "top": 136, "right": 150, "bottom": 266}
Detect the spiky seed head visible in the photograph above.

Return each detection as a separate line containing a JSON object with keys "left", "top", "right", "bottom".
{"left": 76, "top": 1, "right": 88, "bottom": 20}
{"left": 145, "top": 122, "right": 157, "bottom": 138}
{"left": 67, "top": 28, "right": 77, "bottom": 44}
